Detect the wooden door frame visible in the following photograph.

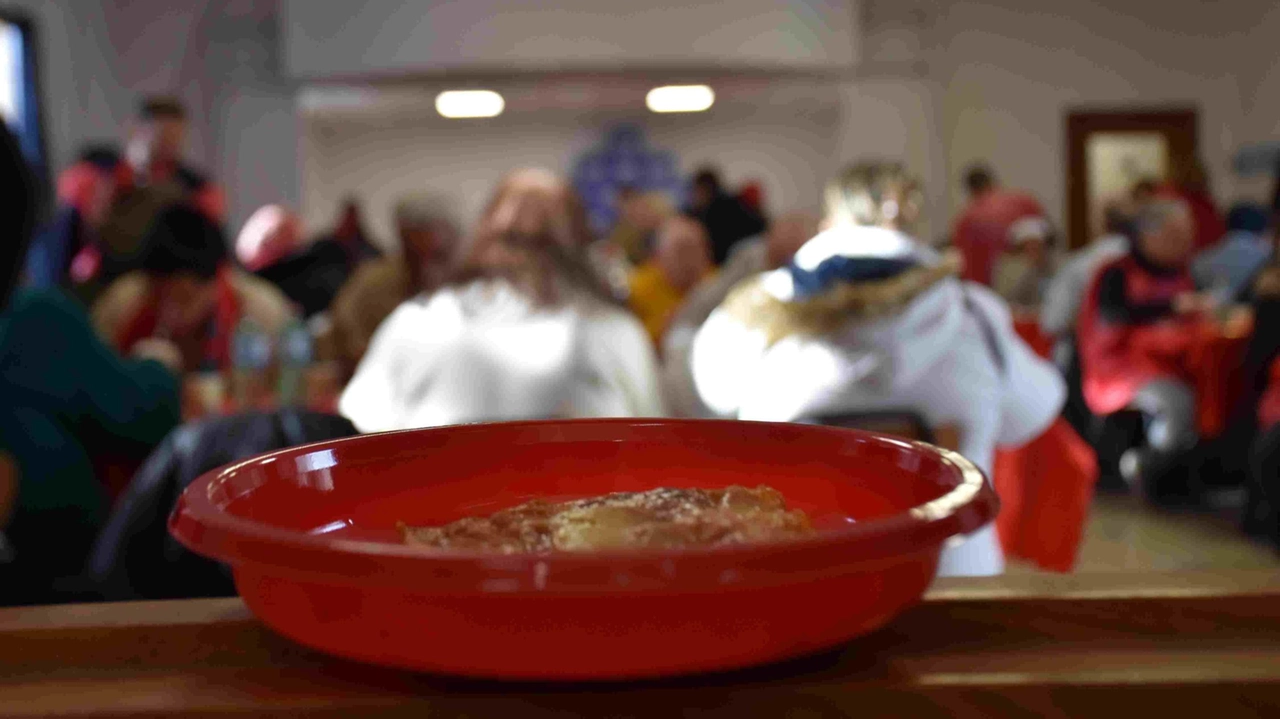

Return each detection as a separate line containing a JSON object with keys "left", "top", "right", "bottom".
{"left": 1065, "top": 107, "right": 1199, "bottom": 250}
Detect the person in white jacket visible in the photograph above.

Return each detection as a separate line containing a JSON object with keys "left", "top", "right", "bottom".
{"left": 340, "top": 169, "right": 664, "bottom": 432}
{"left": 691, "top": 162, "right": 1065, "bottom": 576}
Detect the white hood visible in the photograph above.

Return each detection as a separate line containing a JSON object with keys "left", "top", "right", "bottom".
{"left": 693, "top": 225, "right": 970, "bottom": 421}
{"left": 758, "top": 224, "right": 962, "bottom": 397}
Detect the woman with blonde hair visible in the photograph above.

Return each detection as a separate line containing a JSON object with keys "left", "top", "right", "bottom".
{"left": 691, "top": 161, "right": 1064, "bottom": 576}
{"left": 340, "top": 169, "right": 664, "bottom": 432}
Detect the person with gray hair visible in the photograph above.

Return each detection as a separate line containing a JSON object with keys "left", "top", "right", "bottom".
{"left": 329, "top": 192, "right": 461, "bottom": 374}
{"left": 1076, "top": 198, "right": 1209, "bottom": 499}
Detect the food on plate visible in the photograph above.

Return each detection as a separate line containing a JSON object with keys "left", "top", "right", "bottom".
{"left": 400, "top": 485, "right": 813, "bottom": 552}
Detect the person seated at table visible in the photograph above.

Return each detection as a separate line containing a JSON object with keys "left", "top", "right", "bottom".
{"left": 329, "top": 192, "right": 461, "bottom": 376}
{"left": 662, "top": 211, "right": 817, "bottom": 417}
{"left": 339, "top": 169, "right": 664, "bottom": 432}
{"left": 0, "top": 124, "right": 182, "bottom": 605}
{"left": 1076, "top": 199, "right": 1210, "bottom": 495}
{"left": 23, "top": 146, "right": 129, "bottom": 290}
{"left": 92, "top": 205, "right": 296, "bottom": 373}
{"left": 690, "top": 161, "right": 1065, "bottom": 576}
{"left": 628, "top": 215, "right": 714, "bottom": 348}
{"left": 1192, "top": 202, "right": 1271, "bottom": 304}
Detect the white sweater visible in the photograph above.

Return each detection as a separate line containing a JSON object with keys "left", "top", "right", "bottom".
{"left": 340, "top": 279, "right": 665, "bottom": 432}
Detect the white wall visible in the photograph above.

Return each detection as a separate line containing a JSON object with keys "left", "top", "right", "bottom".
{"left": 2, "top": 0, "right": 133, "bottom": 171}
{"left": 283, "top": 0, "right": 859, "bottom": 78}
{"left": 2, "top": 0, "right": 298, "bottom": 233}
{"left": 301, "top": 103, "right": 842, "bottom": 248}
{"left": 17, "top": 0, "right": 1275, "bottom": 248}
{"left": 933, "top": 0, "right": 1276, "bottom": 225}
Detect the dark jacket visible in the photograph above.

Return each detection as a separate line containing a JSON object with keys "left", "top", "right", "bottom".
{"left": 82, "top": 409, "right": 357, "bottom": 601}
{"left": 0, "top": 289, "right": 180, "bottom": 605}
{"left": 690, "top": 194, "right": 767, "bottom": 266}
{"left": 254, "top": 239, "right": 354, "bottom": 317}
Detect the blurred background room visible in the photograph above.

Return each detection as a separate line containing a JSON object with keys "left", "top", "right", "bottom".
{"left": 2, "top": 0, "right": 1280, "bottom": 605}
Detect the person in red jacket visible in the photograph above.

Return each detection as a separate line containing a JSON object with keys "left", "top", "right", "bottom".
{"left": 1077, "top": 199, "right": 1209, "bottom": 490}
{"left": 951, "top": 164, "right": 1049, "bottom": 286}
{"left": 124, "top": 95, "right": 225, "bottom": 223}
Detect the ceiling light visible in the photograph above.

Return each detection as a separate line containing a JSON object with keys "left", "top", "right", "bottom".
{"left": 435, "top": 90, "right": 504, "bottom": 119}
{"left": 646, "top": 85, "right": 714, "bottom": 113}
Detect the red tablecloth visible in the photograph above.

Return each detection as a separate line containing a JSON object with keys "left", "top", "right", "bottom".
{"left": 1186, "top": 319, "right": 1251, "bottom": 438}
{"left": 993, "top": 418, "right": 1098, "bottom": 572}
{"left": 995, "top": 316, "right": 1098, "bottom": 572}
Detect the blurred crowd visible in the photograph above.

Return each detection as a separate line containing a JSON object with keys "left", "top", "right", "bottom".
{"left": 2, "top": 94, "right": 1279, "bottom": 604}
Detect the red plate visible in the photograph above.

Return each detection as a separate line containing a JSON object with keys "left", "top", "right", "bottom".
{"left": 169, "top": 419, "right": 996, "bottom": 679}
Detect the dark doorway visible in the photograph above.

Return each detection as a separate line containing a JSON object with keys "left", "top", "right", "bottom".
{"left": 1065, "top": 108, "right": 1199, "bottom": 250}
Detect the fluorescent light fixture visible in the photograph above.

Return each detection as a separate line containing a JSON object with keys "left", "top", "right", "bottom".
{"left": 646, "top": 85, "right": 714, "bottom": 113}
{"left": 435, "top": 90, "right": 504, "bottom": 119}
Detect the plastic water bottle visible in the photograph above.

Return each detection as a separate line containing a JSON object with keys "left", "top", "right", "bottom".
{"left": 277, "top": 316, "right": 313, "bottom": 407}
{"left": 230, "top": 317, "right": 273, "bottom": 410}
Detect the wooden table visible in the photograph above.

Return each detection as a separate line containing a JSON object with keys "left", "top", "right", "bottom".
{"left": 3, "top": 571, "right": 1279, "bottom": 718}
